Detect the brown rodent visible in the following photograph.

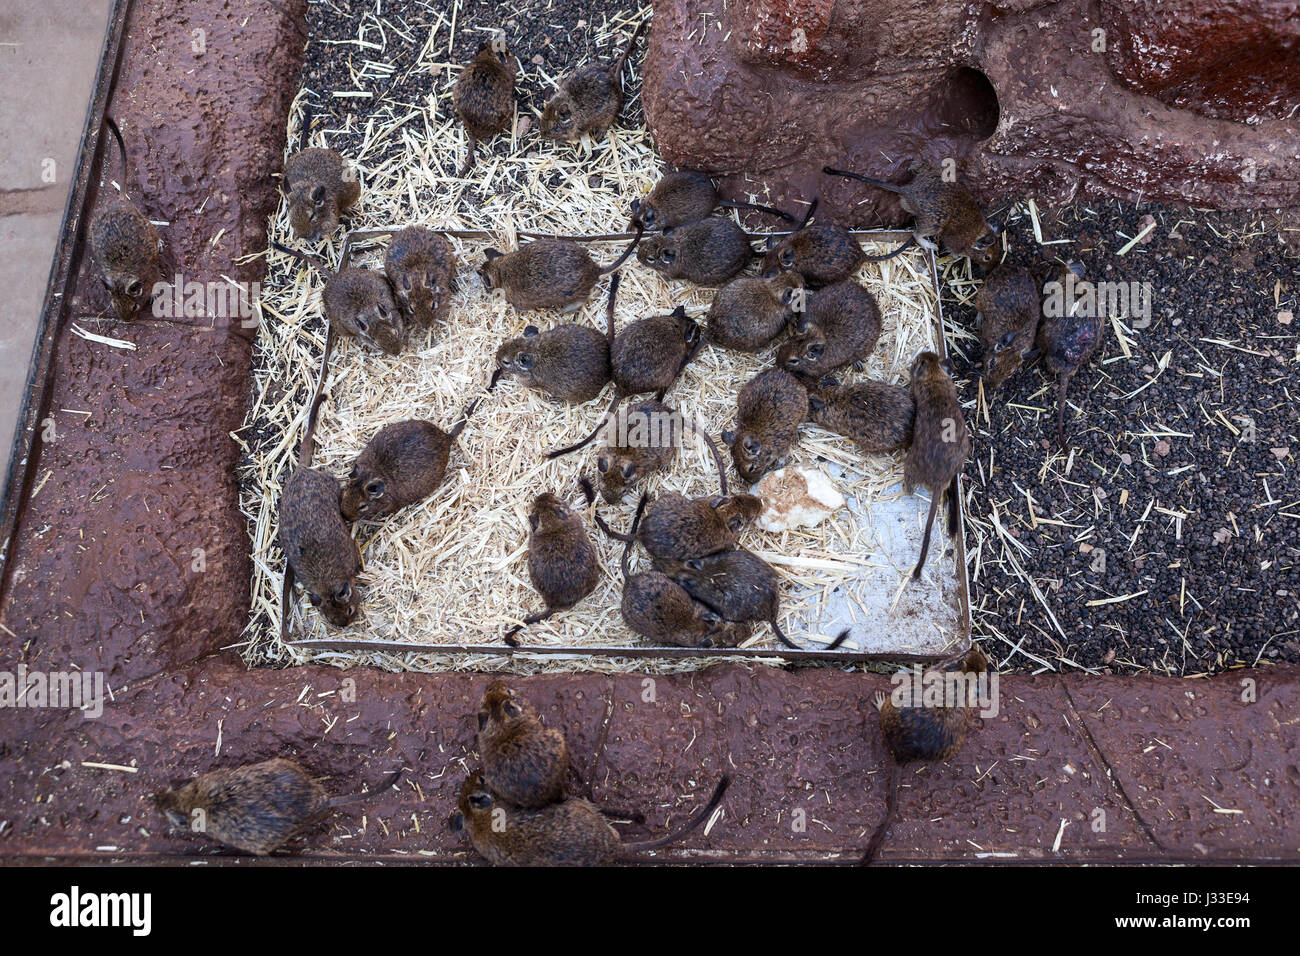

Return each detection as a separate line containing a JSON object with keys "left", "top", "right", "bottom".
{"left": 340, "top": 398, "right": 479, "bottom": 521}
{"left": 493, "top": 322, "right": 611, "bottom": 403}
{"left": 761, "top": 199, "right": 913, "bottom": 288}
{"left": 479, "top": 234, "right": 640, "bottom": 312}
{"left": 1036, "top": 261, "right": 1104, "bottom": 448}
{"left": 506, "top": 491, "right": 601, "bottom": 644}
{"left": 284, "top": 147, "right": 360, "bottom": 241}
{"left": 156, "top": 758, "right": 402, "bottom": 856}
{"left": 904, "top": 351, "right": 969, "bottom": 579}
{"left": 706, "top": 272, "right": 805, "bottom": 351}
{"left": 538, "top": 18, "right": 647, "bottom": 141}
{"left": 575, "top": 400, "right": 680, "bottom": 503}
{"left": 974, "top": 264, "right": 1040, "bottom": 391}
{"left": 636, "top": 217, "right": 753, "bottom": 286}
{"left": 860, "top": 647, "right": 990, "bottom": 865}
{"left": 279, "top": 466, "right": 362, "bottom": 627}
{"left": 807, "top": 375, "right": 915, "bottom": 454}
{"left": 451, "top": 769, "right": 729, "bottom": 866}
{"left": 476, "top": 680, "right": 568, "bottom": 809}
{"left": 453, "top": 34, "right": 518, "bottom": 176}
{"left": 824, "top": 162, "right": 1000, "bottom": 271}
{"left": 630, "top": 170, "right": 795, "bottom": 232}
{"left": 595, "top": 490, "right": 762, "bottom": 562}
{"left": 776, "top": 279, "right": 882, "bottom": 379}
{"left": 617, "top": 495, "right": 752, "bottom": 648}
{"left": 89, "top": 118, "right": 159, "bottom": 322}
{"left": 656, "top": 549, "right": 850, "bottom": 651}
{"left": 384, "top": 226, "right": 457, "bottom": 331}
{"left": 273, "top": 241, "right": 405, "bottom": 355}
{"left": 723, "top": 367, "right": 810, "bottom": 484}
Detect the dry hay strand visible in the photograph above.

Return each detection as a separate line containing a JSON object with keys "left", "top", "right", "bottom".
{"left": 237, "top": 29, "right": 966, "bottom": 674}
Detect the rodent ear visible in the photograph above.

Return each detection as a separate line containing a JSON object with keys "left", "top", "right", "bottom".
{"left": 721, "top": 429, "right": 735, "bottom": 447}
{"left": 449, "top": 811, "right": 464, "bottom": 832}
{"left": 622, "top": 462, "right": 636, "bottom": 479}
{"left": 806, "top": 343, "right": 825, "bottom": 360}
{"left": 671, "top": 305, "right": 687, "bottom": 319}
{"left": 333, "top": 581, "right": 352, "bottom": 603}
{"left": 995, "top": 331, "right": 1016, "bottom": 352}
{"left": 468, "top": 792, "right": 493, "bottom": 811}
{"left": 709, "top": 495, "right": 731, "bottom": 509}
{"left": 596, "top": 456, "right": 610, "bottom": 473}
{"left": 741, "top": 434, "right": 760, "bottom": 455}
{"left": 685, "top": 559, "right": 704, "bottom": 572}
{"left": 528, "top": 512, "right": 540, "bottom": 531}
{"left": 308, "top": 592, "right": 322, "bottom": 606}
{"left": 310, "top": 184, "right": 325, "bottom": 203}
{"left": 629, "top": 198, "right": 642, "bottom": 214}
{"left": 484, "top": 248, "right": 503, "bottom": 261}
{"left": 477, "top": 711, "right": 488, "bottom": 730}
{"left": 522, "top": 325, "right": 539, "bottom": 338}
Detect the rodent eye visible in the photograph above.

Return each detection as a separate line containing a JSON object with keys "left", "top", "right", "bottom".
{"left": 684, "top": 324, "right": 700, "bottom": 344}
{"left": 729, "top": 517, "right": 743, "bottom": 532}
{"left": 622, "top": 463, "right": 636, "bottom": 479}
{"left": 356, "top": 317, "right": 369, "bottom": 333}
{"left": 806, "top": 343, "right": 824, "bottom": 360}
{"left": 311, "top": 185, "right": 325, "bottom": 202}
{"left": 468, "top": 792, "right": 493, "bottom": 811}
{"left": 125, "top": 279, "right": 143, "bottom": 298}
{"left": 795, "top": 318, "right": 810, "bottom": 334}
{"left": 780, "top": 248, "right": 795, "bottom": 266}
{"left": 661, "top": 249, "right": 677, "bottom": 264}
{"left": 401, "top": 275, "right": 412, "bottom": 291}
{"left": 742, "top": 435, "right": 761, "bottom": 456}
{"left": 366, "top": 478, "right": 385, "bottom": 498}
{"left": 504, "top": 701, "right": 522, "bottom": 718}
{"left": 333, "top": 582, "right": 352, "bottom": 603}
{"left": 597, "top": 456, "right": 610, "bottom": 473}
{"left": 517, "top": 352, "right": 535, "bottom": 371}
{"left": 642, "top": 208, "right": 656, "bottom": 227}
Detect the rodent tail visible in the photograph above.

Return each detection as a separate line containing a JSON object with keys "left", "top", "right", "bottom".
{"left": 690, "top": 418, "right": 728, "bottom": 496}
{"left": 600, "top": 226, "right": 643, "bottom": 275}
{"left": 624, "top": 775, "right": 729, "bottom": 853}
{"left": 606, "top": 270, "right": 621, "bottom": 340}
{"left": 504, "top": 606, "right": 557, "bottom": 647}
{"left": 103, "top": 116, "right": 130, "bottom": 196}
{"left": 547, "top": 395, "right": 620, "bottom": 459}
{"left": 861, "top": 234, "right": 915, "bottom": 262}
{"left": 770, "top": 618, "right": 800, "bottom": 650}
{"left": 327, "top": 768, "right": 404, "bottom": 809}
{"left": 823, "top": 166, "right": 905, "bottom": 195}
{"left": 794, "top": 196, "right": 819, "bottom": 232}
{"left": 718, "top": 200, "right": 796, "bottom": 224}
{"left": 614, "top": 15, "right": 650, "bottom": 79}
{"left": 946, "top": 477, "right": 960, "bottom": 538}
{"left": 911, "top": 486, "right": 941, "bottom": 580}
{"left": 448, "top": 394, "right": 483, "bottom": 440}
{"left": 459, "top": 136, "right": 478, "bottom": 178}
{"left": 271, "top": 240, "right": 332, "bottom": 278}
{"left": 859, "top": 763, "right": 901, "bottom": 865}
{"left": 486, "top": 366, "right": 504, "bottom": 392}
{"left": 593, "top": 511, "right": 636, "bottom": 543}
{"left": 620, "top": 493, "right": 650, "bottom": 581}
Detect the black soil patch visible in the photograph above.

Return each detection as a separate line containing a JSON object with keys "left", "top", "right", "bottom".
{"left": 948, "top": 201, "right": 1300, "bottom": 675}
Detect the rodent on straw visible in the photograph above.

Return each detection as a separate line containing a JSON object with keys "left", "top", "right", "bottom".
{"left": 156, "top": 758, "right": 401, "bottom": 856}
{"left": 636, "top": 216, "right": 753, "bottom": 286}
{"left": 340, "top": 395, "right": 481, "bottom": 521}
{"left": 776, "top": 279, "right": 883, "bottom": 380}
{"left": 724, "top": 367, "right": 810, "bottom": 484}
{"left": 89, "top": 117, "right": 159, "bottom": 323}
{"left": 706, "top": 271, "right": 805, "bottom": 352}
{"left": 384, "top": 226, "right": 457, "bottom": 331}
{"left": 279, "top": 465, "right": 362, "bottom": 627}
{"left": 284, "top": 146, "right": 360, "bottom": 242}
{"left": 505, "top": 490, "right": 601, "bottom": 645}
{"left": 272, "top": 241, "right": 405, "bottom": 355}
{"left": 479, "top": 233, "right": 640, "bottom": 312}
{"left": 630, "top": 169, "right": 795, "bottom": 233}
{"left": 538, "top": 18, "right": 648, "bottom": 141}
{"left": 594, "top": 490, "right": 763, "bottom": 562}
{"left": 904, "top": 351, "right": 970, "bottom": 580}
{"left": 807, "top": 375, "right": 915, "bottom": 455}
{"left": 824, "top": 161, "right": 1000, "bottom": 271}
{"left": 761, "top": 198, "right": 913, "bottom": 288}
{"left": 451, "top": 769, "right": 729, "bottom": 866}
{"left": 860, "top": 647, "right": 990, "bottom": 865}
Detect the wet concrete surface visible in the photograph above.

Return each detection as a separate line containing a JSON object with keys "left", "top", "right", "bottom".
{"left": 0, "top": 0, "right": 1297, "bottom": 864}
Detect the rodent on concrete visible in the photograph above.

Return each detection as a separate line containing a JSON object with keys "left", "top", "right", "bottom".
{"left": 451, "top": 769, "right": 728, "bottom": 866}
{"left": 89, "top": 118, "right": 159, "bottom": 322}
{"left": 724, "top": 367, "right": 810, "bottom": 484}
{"left": 807, "top": 375, "right": 915, "bottom": 455}
{"left": 861, "top": 647, "right": 990, "bottom": 864}
{"left": 284, "top": 147, "right": 360, "bottom": 242}
{"left": 776, "top": 279, "right": 883, "bottom": 379}
{"left": 384, "top": 226, "right": 457, "bottom": 331}
{"left": 636, "top": 217, "right": 753, "bottom": 286}
{"left": 824, "top": 161, "right": 1000, "bottom": 271}
{"left": 904, "top": 351, "right": 970, "bottom": 580}
{"left": 477, "top": 679, "right": 569, "bottom": 809}
{"left": 279, "top": 466, "right": 362, "bottom": 627}
{"left": 539, "top": 18, "right": 647, "bottom": 141}
{"left": 453, "top": 34, "right": 518, "bottom": 176}
{"left": 156, "top": 757, "right": 401, "bottom": 856}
